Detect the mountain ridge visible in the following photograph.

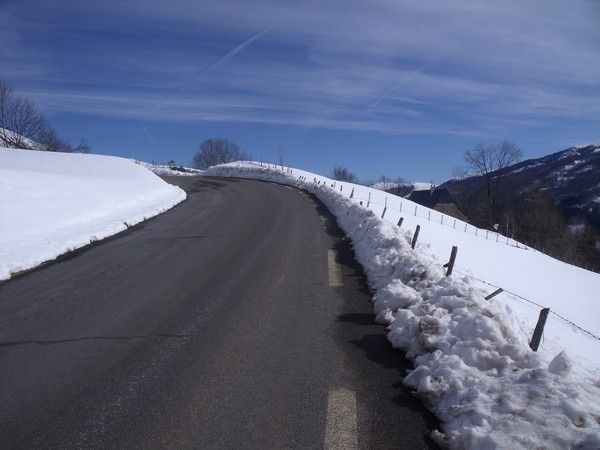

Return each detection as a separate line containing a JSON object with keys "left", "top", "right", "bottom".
{"left": 441, "top": 144, "right": 600, "bottom": 231}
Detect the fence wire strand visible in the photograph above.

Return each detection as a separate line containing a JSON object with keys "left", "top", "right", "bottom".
{"left": 261, "top": 171, "right": 600, "bottom": 345}
{"left": 454, "top": 270, "right": 600, "bottom": 342}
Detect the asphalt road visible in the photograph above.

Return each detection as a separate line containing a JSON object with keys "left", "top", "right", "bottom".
{"left": 0, "top": 176, "right": 439, "bottom": 449}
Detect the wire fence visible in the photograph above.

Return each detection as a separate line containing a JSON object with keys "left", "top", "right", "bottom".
{"left": 317, "top": 175, "right": 600, "bottom": 344}
{"left": 453, "top": 270, "right": 600, "bottom": 342}
{"left": 253, "top": 163, "right": 600, "bottom": 344}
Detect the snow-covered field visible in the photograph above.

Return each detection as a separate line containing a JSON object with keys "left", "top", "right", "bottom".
{"left": 2, "top": 149, "right": 599, "bottom": 449}
{"left": 205, "top": 162, "right": 600, "bottom": 450}
{"left": 0, "top": 148, "right": 186, "bottom": 280}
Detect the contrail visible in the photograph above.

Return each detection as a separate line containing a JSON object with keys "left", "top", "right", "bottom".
{"left": 166, "top": 0, "right": 317, "bottom": 101}
{"left": 174, "top": 24, "right": 275, "bottom": 96}
{"left": 366, "top": 70, "right": 423, "bottom": 113}
{"left": 141, "top": 125, "right": 155, "bottom": 142}
{"left": 366, "top": 56, "right": 441, "bottom": 113}
{"left": 146, "top": 9, "right": 294, "bottom": 122}
{"left": 366, "top": 81, "right": 405, "bottom": 113}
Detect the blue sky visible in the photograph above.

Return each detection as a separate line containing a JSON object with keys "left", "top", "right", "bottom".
{"left": 1, "top": 0, "right": 599, "bottom": 183}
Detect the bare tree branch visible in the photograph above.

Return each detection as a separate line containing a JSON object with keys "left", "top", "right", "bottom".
{"left": 0, "top": 79, "right": 91, "bottom": 153}
{"left": 330, "top": 166, "right": 357, "bottom": 183}
{"left": 464, "top": 141, "right": 523, "bottom": 226}
{"left": 193, "top": 138, "right": 250, "bottom": 169}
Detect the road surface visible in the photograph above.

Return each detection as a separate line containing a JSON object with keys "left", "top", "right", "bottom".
{"left": 0, "top": 176, "right": 439, "bottom": 449}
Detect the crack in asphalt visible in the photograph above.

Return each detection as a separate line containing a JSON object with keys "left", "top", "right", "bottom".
{"left": 0, "top": 334, "right": 195, "bottom": 348}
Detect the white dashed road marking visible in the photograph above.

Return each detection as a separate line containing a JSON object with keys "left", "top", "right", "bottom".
{"left": 325, "top": 387, "right": 358, "bottom": 449}
{"left": 327, "top": 250, "right": 343, "bottom": 287}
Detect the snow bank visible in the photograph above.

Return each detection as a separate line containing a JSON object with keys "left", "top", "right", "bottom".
{"left": 206, "top": 162, "right": 600, "bottom": 450}
{"left": 0, "top": 148, "right": 186, "bottom": 280}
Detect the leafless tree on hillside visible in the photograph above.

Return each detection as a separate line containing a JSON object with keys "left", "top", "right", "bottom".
{"left": 193, "top": 138, "right": 251, "bottom": 170}
{"left": 0, "top": 80, "right": 90, "bottom": 153}
{"left": 0, "top": 80, "right": 46, "bottom": 149}
{"left": 36, "top": 126, "right": 91, "bottom": 153}
{"left": 330, "top": 166, "right": 357, "bottom": 183}
{"left": 278, "top": 145, "right": 285, "bottom": 168}
{"left": 464, "top": 141, "right": 523, "bottom": 227}
{"left": 378, "top": 175, "right": 390, "bottom": 190}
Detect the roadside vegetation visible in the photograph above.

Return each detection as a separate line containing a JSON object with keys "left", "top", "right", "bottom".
{"left": 0, "top": 80, "right": 90, "bottom": 153}
{"left": 330, "top": 141, "right": 600, "bottom": 273}
{"left": 192, "top": 138, "right": 251, "bottom": 170}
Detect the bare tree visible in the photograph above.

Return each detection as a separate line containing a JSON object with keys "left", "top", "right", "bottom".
{"left": 193, "top": 138, "right": 250, "bottom": 169}
{"left": 38, "top": 127, "right": 75, "bottom": 152}
{"left": 394, "top": 176, "right": 407, "bottom": 195}
{"left": 0, "top": 80, "right": 46, "bottom": 149}
{"left": 451, "top": 166, "right": 468, "bottom": 180}
{"left": 278, "top": 145, "right": 285, "bottom": 168}
{"left": 464, "top": 141, "right": 523, "bottom": 226}
{"left": 378, "top": 175, "right": 390, "bottom": 190}
{"left": 73, "top": 138, "right": 91, "bottom": 153}
{"left": 330, "top": 166, "right": 357, "bottom": 183}
{"left": 0, "top": 80, "right": 91, "bottom": 153}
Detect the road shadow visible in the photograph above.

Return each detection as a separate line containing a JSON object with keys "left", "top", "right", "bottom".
{"left": 306, "top": 191, "right": 441, "bottom": 448}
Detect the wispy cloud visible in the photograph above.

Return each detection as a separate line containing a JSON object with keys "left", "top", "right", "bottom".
{"left": 2, "top": 0, "right": 599, "bottom": 139}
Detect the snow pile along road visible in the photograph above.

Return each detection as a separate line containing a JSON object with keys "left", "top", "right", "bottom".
{"left": 206, "top": 162, "right": 600, "bottom": 450}
{"left": 0, "top": 148, "right": 186, "bottom": 280}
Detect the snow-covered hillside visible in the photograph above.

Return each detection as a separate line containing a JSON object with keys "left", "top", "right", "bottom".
{"left": 0, "top": 148, "right": 186, "bottom": 280}
{"left": 205, "top": 162, "right": 600, "bottom": 450}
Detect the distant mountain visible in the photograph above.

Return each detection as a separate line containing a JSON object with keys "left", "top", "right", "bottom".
{"left": 441, "top": 144, "right": 600, "bottom": 231}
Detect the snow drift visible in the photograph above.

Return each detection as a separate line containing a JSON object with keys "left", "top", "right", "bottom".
{"left": 0, "top": 148, "right": 186, "bottom": 280}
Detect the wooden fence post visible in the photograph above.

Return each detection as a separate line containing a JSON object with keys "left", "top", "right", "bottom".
{"left": 443, "top": 246, "right": 458, "bottom": 276}
{"left": 411, "top": 225, "right": 421, "bottom": 249}
{"left": 381, "top": 207, "right": 387, "bottom": 218}
{"left": 485, "top": 288, "right": 504, "bottom": 300}
{"left": 367, "top": 192, "right": 371, "bottom": 207}
{"left": 397, "top": 217, "right": 404, "bottom": 227}
{"left": 350, "top": 188, "right": 354, "bottom": 199}
{"left": 530, "top": 308, "right": 550, "bottom": 351}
